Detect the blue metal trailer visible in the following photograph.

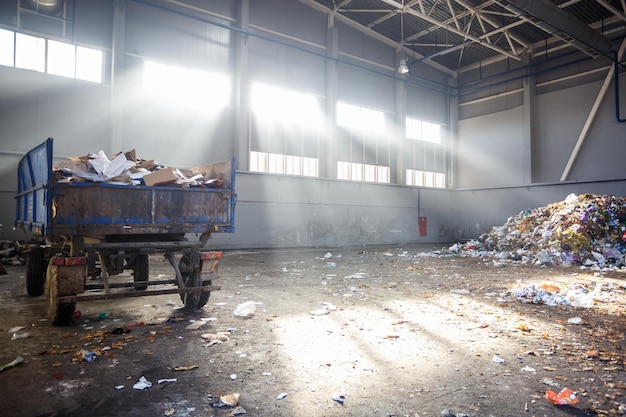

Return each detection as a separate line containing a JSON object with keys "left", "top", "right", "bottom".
{"left": 15, "top": 138, "right": 236, "bottom": 325}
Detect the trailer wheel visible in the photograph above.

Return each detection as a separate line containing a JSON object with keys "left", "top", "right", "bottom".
{"left": 26, "top": 246, "right": 47, "bottom": 296}
{"left": 45, "top": 261, "right": 76, "bottom": 326}
{"left": 133, "top": 254, "right": 149, "bottom": 290}
{"left": 178, "top": 255, "right": 210, "bottom": 309}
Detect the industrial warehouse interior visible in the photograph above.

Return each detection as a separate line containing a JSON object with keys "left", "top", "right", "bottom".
{"left": 0, "top": 0, "right": 625, "bottom": 416}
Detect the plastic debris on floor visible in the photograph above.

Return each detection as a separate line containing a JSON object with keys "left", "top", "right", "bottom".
{"left": 446, "top": 193, "right": 626, "bottom": 271}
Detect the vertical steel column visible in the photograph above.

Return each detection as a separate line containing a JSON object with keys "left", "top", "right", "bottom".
{"left": 234, "top": 0, "right": 249, "bottom": 172}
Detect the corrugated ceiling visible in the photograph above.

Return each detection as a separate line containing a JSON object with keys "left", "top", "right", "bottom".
{"left": 300, "top": 0, "right": 626, "bottom": 75}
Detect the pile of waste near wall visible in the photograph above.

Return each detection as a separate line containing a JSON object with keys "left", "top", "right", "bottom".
{"left": 448, "top": 193, "right": 626, "bottom": 270}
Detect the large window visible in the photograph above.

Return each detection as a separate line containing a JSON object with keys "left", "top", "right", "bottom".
{"left": 143, "top": 60, "right": 230, "bottom": 110}
{"left": 335, "top": 101, "right": 390, "bottom": 183}
{"left": 406, "top": 169, "right": 445, "bottom": 187}
{"left": 249, "top": 82, "right": 321, "bottom": 176}
{"left": 404, "top": 116, "right": 446, "bottom": 188}
{"left": 337, "top": 102, "right": 385, "bottom": 133}
{"left": 406, "top": 117, "right": 441, "bottom": 143}
{"left": 250, "top": 151, "right": 318, "bottom": 177}
{"left": 0, "top": 28, "right": 103, "bottom": 83}
{"left": 337, "top": 161, "right": 390, "bottom": 183}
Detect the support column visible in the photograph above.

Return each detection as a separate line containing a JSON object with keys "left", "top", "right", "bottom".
{"left": 324, "top": 18, "right": 338, "bottom": 179}
{"left": 522, "top": 53, "right": 535, "bottom": 184}
{"left": 233, "top": 0, "right": 250, "bottom": 171}
{"left": 110, "top": 0, "right": 126, "bottom": 153}
{"left": 447, "top": 77, "right": 459, "bottom": 189}
{"left": 394, "top": 52, "right": 407, "bottom": 185}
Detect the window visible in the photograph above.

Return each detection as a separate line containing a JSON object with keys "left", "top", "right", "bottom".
{"left": 143, "top": 60, "right": 230, "bottom": 110}
{"left": 249, "top": 82, "right": 321, "bottom": 177}
{"left": 251, "top": 82, "right": 321, "bottom": 127}
{"left": 15, "top": 33, "right": 45, "bottom": 72}
{"left": 337, "top": 102, "right": 384, "bottom": 133}
{"left": 76, "top": 46, "right": 103, "bottom": 83}
{"left": 47, "top": 40, "right": 75, "bottom": 78}
{"left": 337, "top": 161, "right": 390, "bottom": 183}
{"left": 335, "top": 102, "right": 389, "bottom": 182}
{"left": 406, "top": 116, "right": 441, "bottom": 143}
{"left": 404, "top": 115, "right": 446, "bottom": 187}
{"left": 250, "top": 151, "right": 319, "bottom": 177}
{"left": 0, "top": 28, "right": 15, "bottom": 67}
{"left": 406, "top": 169, "right": 446, "bottom": 188}
{"left": 1, "top": 29, "right": 103, "bottom": 82}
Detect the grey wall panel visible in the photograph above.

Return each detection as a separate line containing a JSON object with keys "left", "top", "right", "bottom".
{"left": 247, "top": 37, "right": 326, "bottom": 94}
{"left": 0, "top": 71, "right": 111, "bottom": 154}
{"left": 125, "top": 2, "right": 231, "bottom": 71}
{"left": 533, "top": 80, "right": 601, "bottom": 182}
{"left": 457, "top": 106, "right": 526, "bottom": 188}
{"left": 459, "top": 91, "right": 524, "bottom": 120}
{"left": 249, "top": 0, "right": 326, "bottom": 46}
{"left": 208, "top": 172, "right": 450, "bottom": 249}
{"left": 338, "top": 65, "right": 395, "bottom": 112}
{"left": 337, "top": 21, "right": 393, "bottom": 66}
{"left": 406, "top": 85, "right": 447, "bottom": 124}
{"left": 74, "top": 0, "right": 114, "bottom": 48}
{"left": 117, "top": 101, "right": 236, "bottom": 167}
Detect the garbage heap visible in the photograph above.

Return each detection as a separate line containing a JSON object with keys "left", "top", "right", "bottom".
{"left": 53, "top": 149, "right": 223, "bottom": 188}
{"left": 449, "top": 193, "right": 626, "bottom": 269}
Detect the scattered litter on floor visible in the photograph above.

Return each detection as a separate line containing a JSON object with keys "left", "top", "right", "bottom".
{"left": 218, "top": 392, "right": 240, "bottom": 407}
{"left": 492, "top": 355, "right": 505, "bottom": 364}
{"left": 75, "top": 350, "right": 98, "bottom": 362}
{"left": 231, "top": 406, "right": 247, "bottom": 415}
{"left": 158, "top": 378, "right": 177, "bottom": 384}
{"left": 7, "top": 326, "right": 26, "bottom": 334}
{"left": 0, "top": 355, "right": 23, "bottom": 372}
{"left": 185, "top": 320, "right": 208, "bottom": 330}
{"left": 276, "top": 392, "right": 288, "bottom": 400}
{"left": 233, "top": 301, "right": 256, "bottom": 318}
{"left": 546, "top": 387, "right": 579, "bottom": 405}
{"left": 133, "top": 376, "right": 152, "bottom": 390}
{"left": 506, "top": 280, "right": 623, "bottom": 307}
{"left": 173, "top": 365, "right": 198, "bottom": 371}
{"left": 200, "top": 331, "right": 230, "bottom": 346}
{"left": 10, "top": 332, "right": 30, "bottom": 340}
{"left": 332, "top": 392, "right": 346, "bottom": 404}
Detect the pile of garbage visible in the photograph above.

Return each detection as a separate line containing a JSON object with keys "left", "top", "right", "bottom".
{"left": 53, "top": 149, "right": 223, "bottom": 188}
{"left": 0, "top": 241, "right": 27, "bottom": 266}
{"left": 448, "top": 193, "right": 626, "bottom": 269}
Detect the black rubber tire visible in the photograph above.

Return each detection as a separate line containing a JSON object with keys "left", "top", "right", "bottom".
{"left": 133, "top": 254, "right": 149, "bottom": 290}
{"left": 178, "top": 255, "right": 210, "bottom": 309}
{"left": 45, "top": 260, "right": 76, "bottom": 326}
{"left": 26, "top": 246, "right": 47, "bottom": 296}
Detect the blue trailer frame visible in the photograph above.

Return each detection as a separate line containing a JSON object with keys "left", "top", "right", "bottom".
{"left": 14, "top": 138, "right": 237, "bottom": 325}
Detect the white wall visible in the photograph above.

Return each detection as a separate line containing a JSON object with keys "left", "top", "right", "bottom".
{"left": 457, "top": 107, "right": 527, "bottom": 188}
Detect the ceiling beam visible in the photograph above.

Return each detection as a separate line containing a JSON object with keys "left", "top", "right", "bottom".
{"left": 500, "top": 0, "right": 612, "bottom": 58}
{"left": 298, "top": 0, "right": 456, "bottom": 75}
{"left": 378, "top": 0, "right": 522, "bottom": 60}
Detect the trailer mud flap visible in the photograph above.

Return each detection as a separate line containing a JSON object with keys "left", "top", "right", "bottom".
{"left": 49, "top": 256, "right": 87, "bottom": 295}
{"left": 200, "top": 251, "right": 221, "bottom": 284}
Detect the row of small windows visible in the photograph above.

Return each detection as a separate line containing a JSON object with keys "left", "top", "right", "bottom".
{"left": 0, "top": 28, "right": 103, "bottom": 83}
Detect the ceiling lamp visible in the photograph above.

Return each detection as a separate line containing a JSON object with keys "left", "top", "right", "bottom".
{"left": 398, "top": 59, "right": 409, "bottom": 74}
